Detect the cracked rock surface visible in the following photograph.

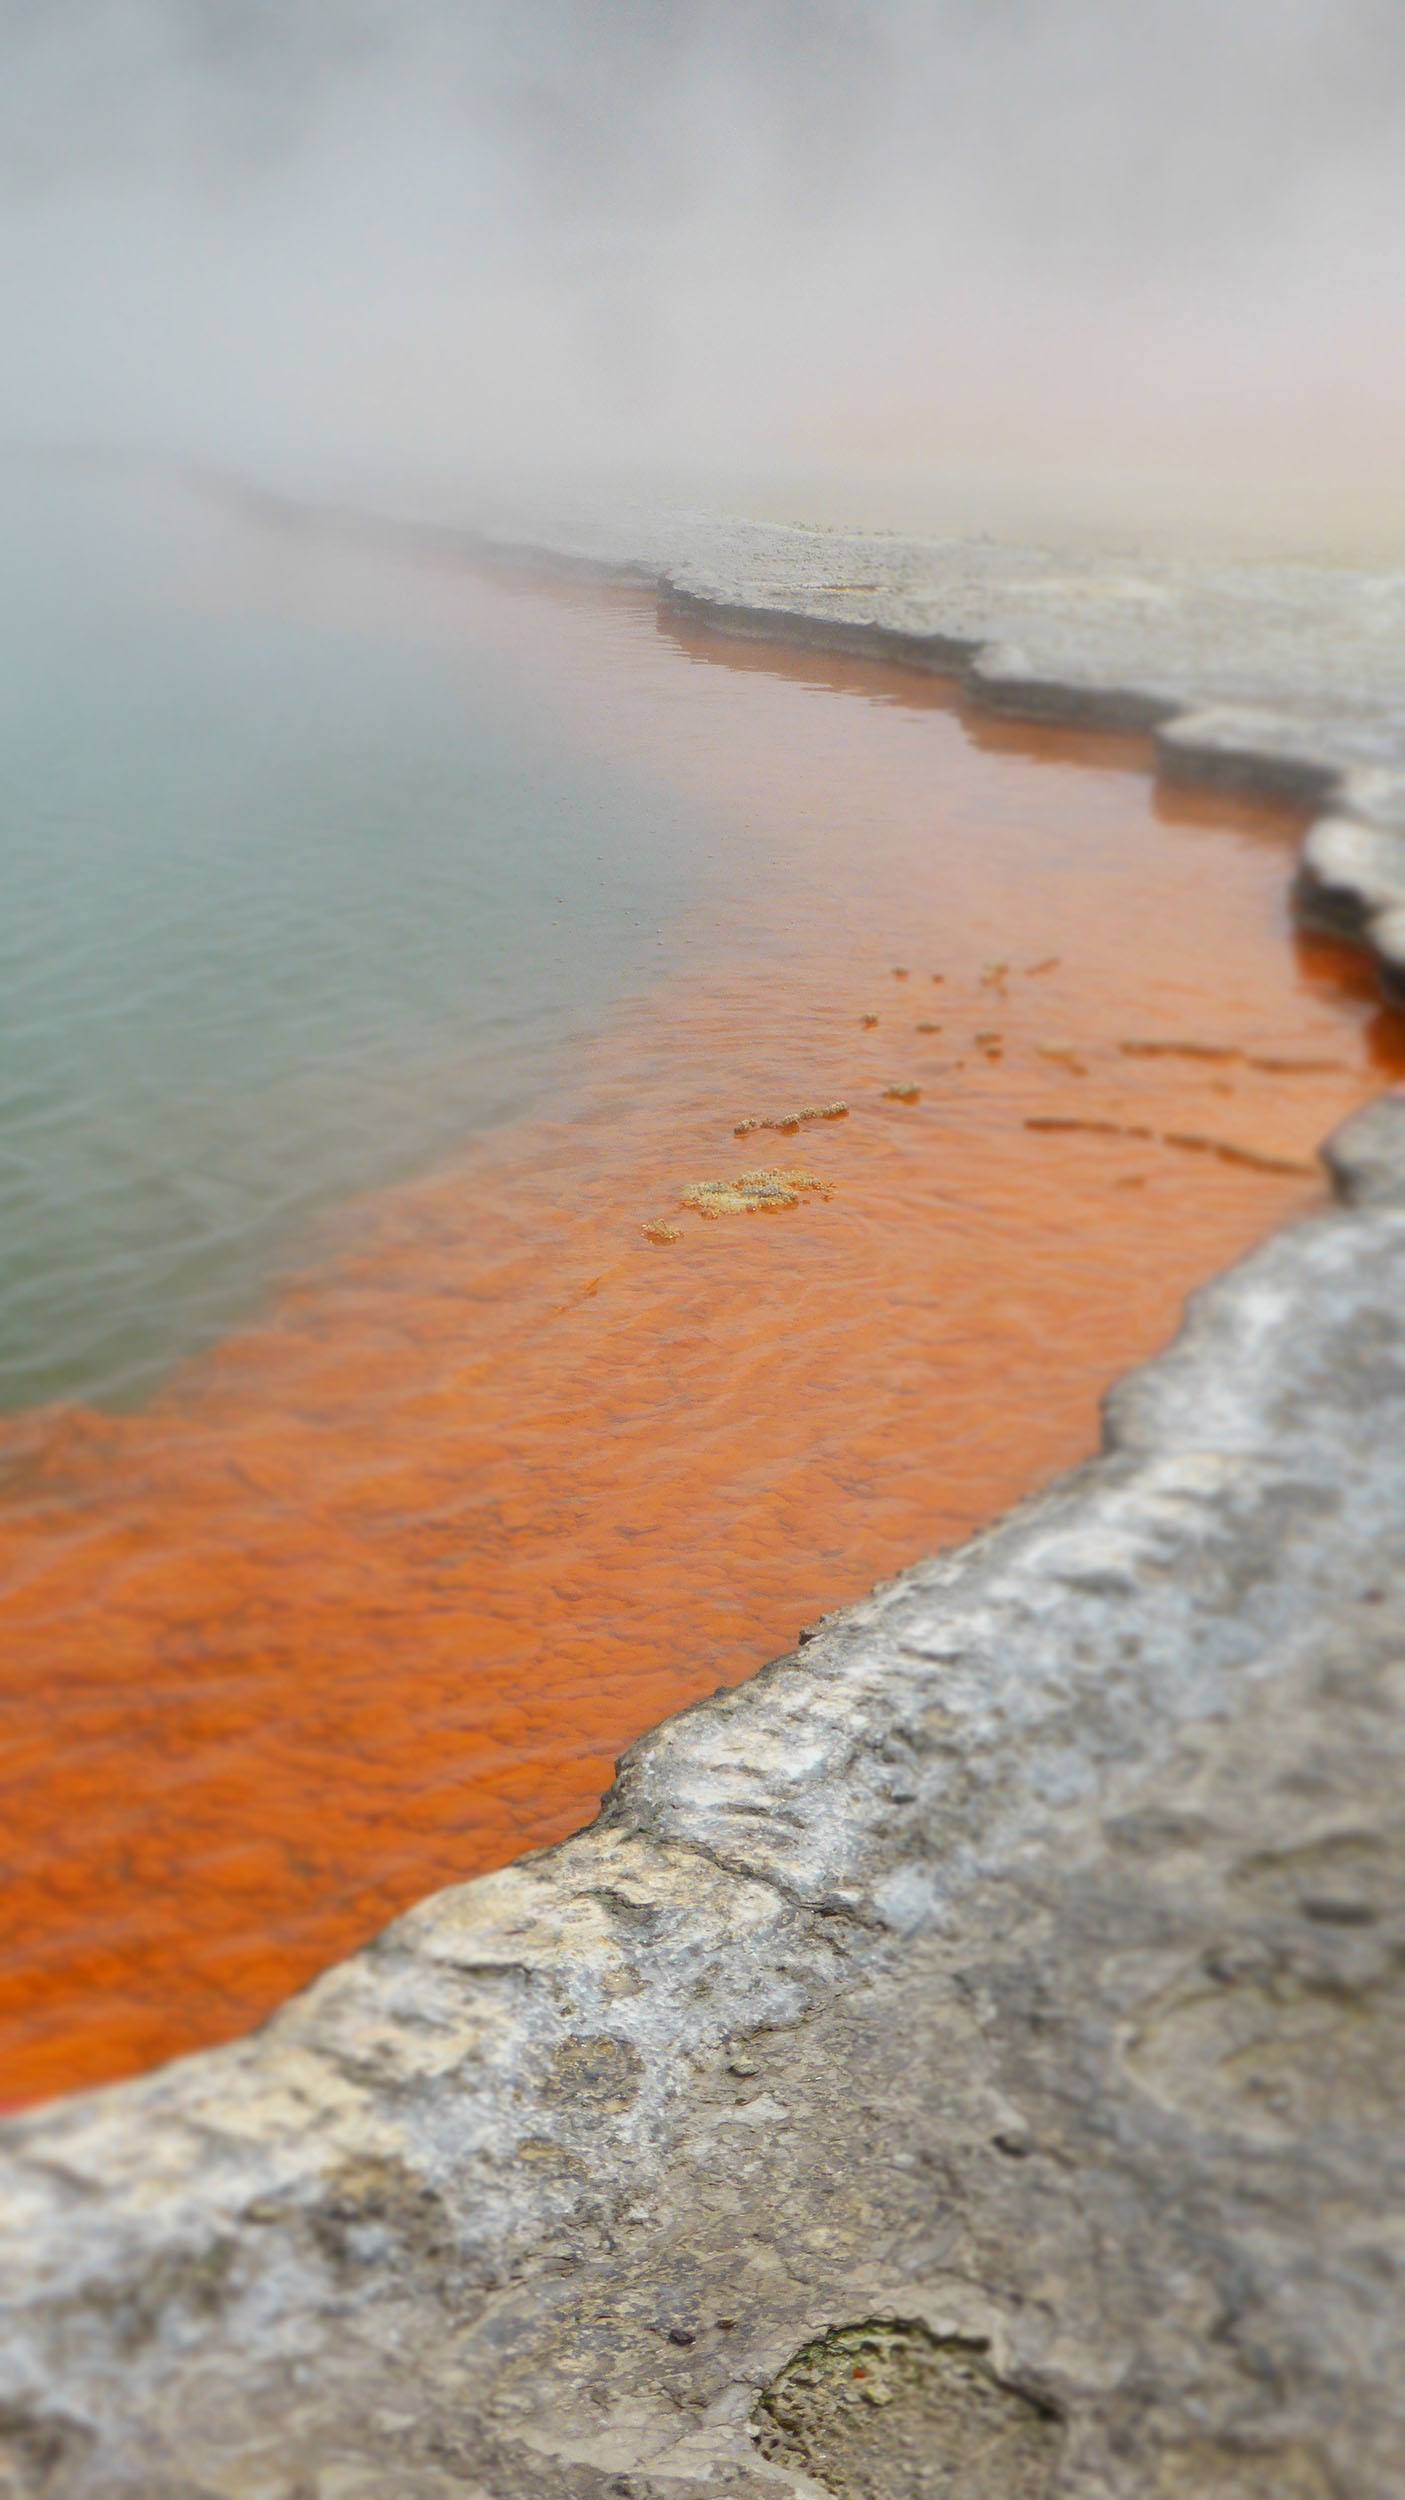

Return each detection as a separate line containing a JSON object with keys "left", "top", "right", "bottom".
{"left": 2, "top": 1098, "right": 1404, "bottom": 2496}
{"left": 5, "top": 497, "right": 1405, "bottom": 2496}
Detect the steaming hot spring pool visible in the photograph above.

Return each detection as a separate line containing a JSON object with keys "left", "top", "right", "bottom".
{"left": 2, "top": 468, "right": 1400, "bottom": 2104}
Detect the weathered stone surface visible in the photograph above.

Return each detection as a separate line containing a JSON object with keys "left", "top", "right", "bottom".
{"left": 1295, "top": 817, "right": 1405, "bottom": 1004}
{"left": 1295, "top": 816, "right": 1405, "bottom": 937}
{"left": 5, "top": 495, "right": 1405, "bottom": 2495}
{"left": 1324, "top": 1093, "right": 1405, "bottom": 1208}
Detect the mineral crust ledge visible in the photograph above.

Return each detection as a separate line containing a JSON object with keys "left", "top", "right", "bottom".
{"left": 5, "top": 502, "right": 1405, "bottom": 2497}
{"left": 227, "top": 480, "right": 1405, "bottom": 1007}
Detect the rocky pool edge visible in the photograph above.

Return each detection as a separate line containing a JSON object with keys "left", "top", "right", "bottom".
{"left": 234, "top": 481, "right": 1405, "bottom": 1003}
{"left": 3, "top": 500, "right": 1405, "bottom": 2498}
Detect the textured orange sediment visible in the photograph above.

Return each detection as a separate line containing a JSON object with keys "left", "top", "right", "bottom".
{"left": 2, "top": 555, "right": 1403, "bottom": 2104}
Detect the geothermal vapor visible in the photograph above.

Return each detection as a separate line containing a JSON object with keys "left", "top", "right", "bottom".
{"left": 2, "top": 0, "right": 1404, "bottom": 549}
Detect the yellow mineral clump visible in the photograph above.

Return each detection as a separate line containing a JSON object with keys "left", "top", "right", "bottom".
{"left": 733, "top": 1102, "right": 848, "bottom": 1138}
{"left": 882, "top": 1083, "right": 922, "bottom": 1104}
{"left": 683, "top": 1167, "right": 833, "bottom": 1218}
{"left": 641, "top": 1220, "right": 683, "bottom": 1245}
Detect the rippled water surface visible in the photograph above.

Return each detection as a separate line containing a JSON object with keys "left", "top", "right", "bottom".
{"left": 0, "top": 472, "right": 711, "bottom": 1404}
{"left": 4, "top": 468, "right": 1404, "bottom": 2103}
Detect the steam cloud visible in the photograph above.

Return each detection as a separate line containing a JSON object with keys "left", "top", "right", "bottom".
{"left": 3, "top": 0, "right": 1404, "bottom": 546}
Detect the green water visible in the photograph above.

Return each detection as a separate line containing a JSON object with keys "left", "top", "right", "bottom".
{"left": 0, "top": 469, "right": 707, "bottom": 1408}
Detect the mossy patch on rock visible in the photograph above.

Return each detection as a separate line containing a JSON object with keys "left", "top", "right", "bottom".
{"left": 753, "top": 2319, "right": 1061, "bottom": 2499}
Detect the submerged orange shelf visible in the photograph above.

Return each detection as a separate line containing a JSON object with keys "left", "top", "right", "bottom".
{"left": 3, "top": 552, "right": 1402, "bottom": 2104}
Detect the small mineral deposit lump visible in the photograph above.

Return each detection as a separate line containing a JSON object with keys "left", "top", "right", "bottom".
{"left": 641, "top": 1221, "right": 683, "bottom": 1245}
{"left": 683, "top": 1168, "right": 832, "bottom": 1217}
{"left": 882, "top": 1083, "right": 921, "bottom": 1103}
{"left": 734, "top": 1102, "right": 847, "bottom": 1138}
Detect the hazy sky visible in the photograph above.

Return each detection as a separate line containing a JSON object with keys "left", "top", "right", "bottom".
{"left": 3, "top": 1, "right": 1404, "bottom": 544}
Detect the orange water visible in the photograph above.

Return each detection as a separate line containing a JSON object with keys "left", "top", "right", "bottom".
{"left": 3, "top": 546, "right": 1402, "bottom": 2105}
